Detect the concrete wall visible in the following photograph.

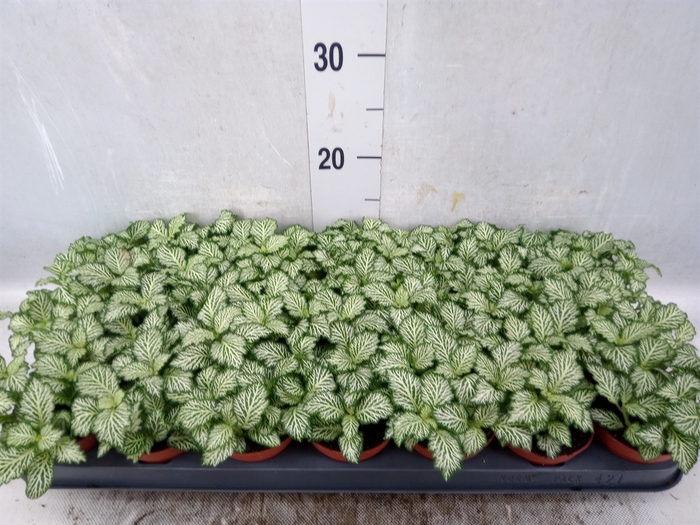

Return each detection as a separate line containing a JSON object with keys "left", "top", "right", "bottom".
{"left": 381, "top": 1, "right": 698, "bottom": 284}
{"left": 1, "top": 1, "right": 312, "bottom": 291}
{"left": 1, "top": 0, "right": 697, "bottom": 292}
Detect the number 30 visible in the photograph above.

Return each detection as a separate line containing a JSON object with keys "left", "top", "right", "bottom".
{"left": 314, "top": 43, "right": 343, "bottom": 72}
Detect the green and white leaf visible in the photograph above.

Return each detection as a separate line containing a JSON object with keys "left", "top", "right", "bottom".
{"left": 390, "top": 412, "right": 432, "bottom": 445}
{"left": 281, "top": 406, "right": 310, "bottom": 441}
{"left": 24, "top": 452, "right": 54, "bottom": 499}
{"left": 386, "top": 370, "right": 422, "bottom": 412}
{"left": 428, "top": 429, "right": 463, "bottom": 480}
{"left": 588, "top": 365, "right": 621, "bottom": 403}
{"left": 76, "top": 365, "right": 120, "bottom": 399}
{"left": 19, "top": 381, "right": 55, "bottom": 429}
{"left": 668, "top": 400, "right": 700, "bottom": 438}
{"left": 93, "top": 403, "right": 131, "bottom": 447}
{"left": 339, "top": 432, "right": 363, "bottom": 464}
{"left": 458, "top": 427, "right": 488, "bottom": 458}
{"left": 508, "top": 390, "right": 550, "bottom": 427}
{"left": 307, "top": 392, "right": 345, "bottom": 422}
{"left": 666, "top": 428, "right": 700, "bottom": 474}
{"left": 355, "top": 393, "right": 394, "bottom": 424}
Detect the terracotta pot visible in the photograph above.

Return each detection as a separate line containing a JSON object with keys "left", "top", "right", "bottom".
{"left": 139, "top": 447, "right": 185, "bottom": 464}
{"left": 508, "top": 432, "right": 594, "bottom": 466}
{"left": 232, "top": 436, "right": 293, "bottom": 462}
{"left": 312, "top": 439, "right": 389, "bottom": 462}
{"left": 77, "top": 434, "right": 98, "bottom": 452}
{"left": 595, "top": 425, "right": 672, "bottom": 464}
{"left": 413, "top": 432, "right": 495, "bottom": 461}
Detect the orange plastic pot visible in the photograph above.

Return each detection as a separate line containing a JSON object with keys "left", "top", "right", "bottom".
{"left": 312, "top": 439, "right": 389, "bottom": 462}
{"left": 508, "top": 432, "right": 594, "bottom": 466}
{"left": 595, "top": 425, "right": 672, "bottom": 464}
{"left": 139, "top": 447, "right": 185, "bottom": 464}
{"left": 77, "top": 434, "right": 98, "bottom": 452}
{"left": 413, "top": 432, "right": 495, "bottom": 461}
{"left": 232, "top": 436, "right": 293, "bottom": 462}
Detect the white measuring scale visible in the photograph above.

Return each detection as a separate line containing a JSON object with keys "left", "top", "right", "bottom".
{"left": 301, "top": 0, "right": 388, "bottom": 230}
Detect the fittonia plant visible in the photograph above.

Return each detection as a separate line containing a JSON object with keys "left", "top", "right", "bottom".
{"left": 306, "top": 322, "right": 393, "bottom": 462}
{"left": 174, "top": 361, "right": 280, "bottom": 465}
{"left": 509, "top": 349, "right": 595, "bottom": 457}
{"left": 315, "top": 219, "right": 439, "bottom": 327}
{"left": 166, "top": 279, "right": 291, "bottom": 460}
{"left": 377, "top": 313, "right": 517, "bottom": 478}
{"left": 497, "top": 297, "right": 596, "bottom": 457}
{"left": 307, "top": 387, "right": 392, "bottom": 462}
{"left": 110, "top": 316, "right": 180, "bottom": 460}
{"left": 467, "top": 339, "right": 534, "bottom": 450}
{"left": 586, "top": 297, "right": 700, "bottom": 472}
{"left": 0, "top": 376, "right": 85, "bottom": 498}
{"left": 254, "top": 329, "right": 336, "bottom": 443}
{"left": 0, "top": 212, "right": 698, "bottom": 498}
{"left": 70, "top": 363, "right": 136, "bottom": 456}
{"left": 431, "top": 304, "right": 531, "bottom": 454}
{"left": 308, "top": 288, "right": 388, "bottom": 337}
{"left": 383, "top": 366, "right": 460, "bottom": 478}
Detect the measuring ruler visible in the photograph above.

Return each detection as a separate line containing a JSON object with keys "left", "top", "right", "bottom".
{"left": 301, "top": 0, "right": 388, "bottom": 231}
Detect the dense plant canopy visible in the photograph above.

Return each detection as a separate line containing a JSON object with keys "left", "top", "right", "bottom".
{"left": 1, "top": 212, "right": 699, "bottom": 497}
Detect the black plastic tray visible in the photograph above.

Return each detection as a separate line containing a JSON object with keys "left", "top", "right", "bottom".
{"left": 51, "top": 440, "right": 681, "bottom": 493}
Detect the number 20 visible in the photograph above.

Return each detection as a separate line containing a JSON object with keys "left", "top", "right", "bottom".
{"left": 318, "top": 148, "right": 344, "bottom": 170}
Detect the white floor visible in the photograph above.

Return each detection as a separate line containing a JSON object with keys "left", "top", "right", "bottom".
{"left": 0, "top": 472, "right": 698, "bottom": 525}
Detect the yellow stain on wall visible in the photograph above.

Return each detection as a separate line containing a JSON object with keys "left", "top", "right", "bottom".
{"left": 417, "top": 184, "right": 438, "bottom": 204}
{"left": 451, "top": 192, "right": 465, "bottom": 211}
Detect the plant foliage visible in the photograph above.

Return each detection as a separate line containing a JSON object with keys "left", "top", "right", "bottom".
{"left": 0, "top": 212, "right": 698, "bottom": 498}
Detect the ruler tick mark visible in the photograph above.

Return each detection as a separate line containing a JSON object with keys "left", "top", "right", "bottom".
{"left": 366, "top": 108, "right": 384, "bottom": 111}
{"left": 364, "top": 198, "right": 380, "bottom": 202}
{"left": 357, "top": 156, "right": 381, "bottom": 160}
{"left": 357, "top": 53, "right": 385, "bottom": 57}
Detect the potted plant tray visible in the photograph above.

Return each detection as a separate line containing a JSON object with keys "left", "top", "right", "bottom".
{"left": 2, "top": 213, "right": 697, "bottom": 498}
{"left": 51, "top": 438, "right": 681, "bottom": 493}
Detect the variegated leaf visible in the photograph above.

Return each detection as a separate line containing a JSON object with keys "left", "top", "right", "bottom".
{"left": 428, "top": 429, "right": 463, "bottom": 480}
{"left": 588, "top": 365, "right": 621, "bottom": 403}
{"left": 178, "top": 399, "right": 218, "bottom": 430}
{"left": 536, "top": 434, "right": 561, "bottom": 459}
{"left": 281, "top": 406, "right": 310, "bottom": 441}
{"left": 19, "top": 381, "right": 55, "bottom": 429}
{"left": 306, "top": 392, "right": 345, "bottom": 422}
{"left": 24, "top": 452, "right": 54, "bottom": 499}
{"left": 591, "top": 408, "right": 624, "bottom": 430}
{"left": 433, "top": 404, "right": 469, "bottom": 434}
{"left": 387, "top": 370, "right": 422, "bottom": 412}
{"left": 93, "top": 403, "right": 130, "bottom": 447}
{"left": 547, "top": 352, "right": 582, "bottom": 395}
{"left": 668, "top": 399, "right": 700, "bottom": 438}
{"left": 355, "top": 393, "right": 393, "bottom": 424}
{"left": 508, "top": 390, "right": 550, "bottom": 427}
{"left": 390, "top": 412, "right": 431, "bottom": 445}
{"left": 546, "top": 421, "right": 572, "bottom": 447}
{"left": 666, "top": 428, "right": 699, "bottom": 474}
{"left": 54, "top": 437, "right": 85, "bottom": 464}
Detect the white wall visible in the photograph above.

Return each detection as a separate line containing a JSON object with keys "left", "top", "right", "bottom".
{"left": 381, "top": 1, "right": 698, "bottom": 280}
{"left": 2, "top": 0, "right": 698, "bottom": 296}
{"left": 1, "top": 0, "right": 311, "bottom": 290}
